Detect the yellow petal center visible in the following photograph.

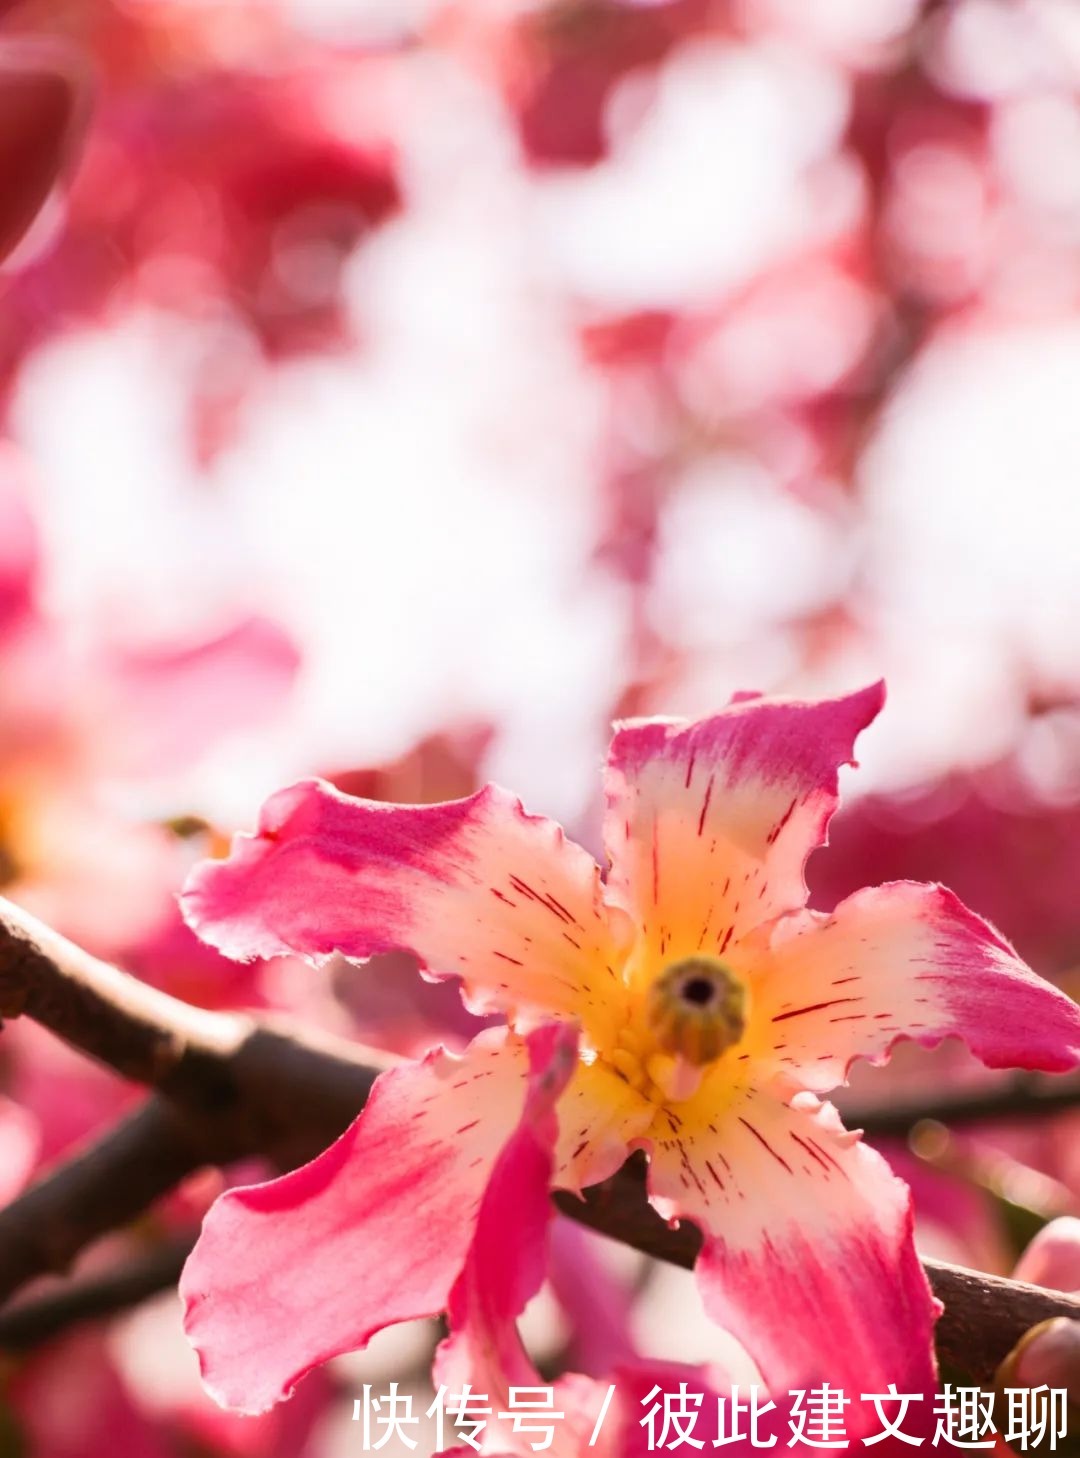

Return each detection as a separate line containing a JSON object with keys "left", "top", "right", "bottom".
{"left": 594, "top": 954, "right": 750, "bottom": 1108}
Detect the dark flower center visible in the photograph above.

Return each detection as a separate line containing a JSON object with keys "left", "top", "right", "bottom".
{"left": 681, "top": 976, "right": 715, "bottom": 1006}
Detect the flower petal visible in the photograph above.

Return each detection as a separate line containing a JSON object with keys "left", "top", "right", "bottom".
{"left": 435, "top": 1026, "right": 638, "bottom": 1458}
{"left": 183, "top": 778, "right": 626, "bottom": 1040}
{"left": 180, "top": 1027, "right": 530, "bottom": 1415}
{"left": 604, "top": 685, "right": 883, "bottom": 972}
{"left": 1012, "top": 1216, "right": 1080, "bottom": 1294}
{"left": 435, "top": 1025, "right": 578, "bottom": 1424}
{"left": 646, "top": 1088, "right": 939, "bottom": 1404}
{"left": 554, "top": 1057, "right": 655, "bottom": 1192}
{"left": 749, "top": 882, "right": 1080, "bottom": 1092}
{"left": 547, "top": 1220, "right": 638, "bottom": 1376}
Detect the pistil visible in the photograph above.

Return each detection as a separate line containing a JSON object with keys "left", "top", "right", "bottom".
{"left": 645, "top": 955, "right": 748, "bottom": 1065}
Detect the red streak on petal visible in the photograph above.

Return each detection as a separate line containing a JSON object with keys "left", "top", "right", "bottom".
{"left": 738, "top": 1117, "right": 793, "bottom": 1175}
{"left": 789, "top": 1131, "right": 831, "bottom": 1173}
{"left": 697, "top": 775, "right": 715, "bottom": 837}
{"left": 771, "top": 997, "right": 861, "bottom": 1024}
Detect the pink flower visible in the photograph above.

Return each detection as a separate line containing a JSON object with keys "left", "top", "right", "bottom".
{"left": 179, "top": 684, "right": 1080, "bottom": 1414}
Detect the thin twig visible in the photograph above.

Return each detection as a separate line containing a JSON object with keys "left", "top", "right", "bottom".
{"left": 0, "top": 897, "right": 391, "bottom": 1162}
{"left": 850, "top": 1074, "right": 1080, "bottom": 1141}
{"left": 0, "top": 1234, "right": 194, "bottom": 1351}
{"left": 0, "top": 1098, "right": 205, "bottom": 1304}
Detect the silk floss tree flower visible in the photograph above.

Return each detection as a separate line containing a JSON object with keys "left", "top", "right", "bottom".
{"left": 179, "top": 683, "right": 1080, "bottom": 1415}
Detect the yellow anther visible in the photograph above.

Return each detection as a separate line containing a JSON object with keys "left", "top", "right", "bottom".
{"left": 609, "top": 1047, "right": 643, "bottom": 1084}
{"left": 617, "top": 1026, "right": 645, "bottom": 1056}
{"left": 645, "top": 955, "right": 748, "bottom": 1066}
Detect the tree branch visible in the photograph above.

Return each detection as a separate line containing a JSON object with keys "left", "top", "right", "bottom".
{"left": 0, "top": 1098, "right": 206, "bottom": 1304}
{"left": 0, "top": 898, "right": 391, "bottom": 1165}
{"left": 848, "top": 1074, "right": 1080, "bottom": 1141}
{"left": 1, "top": 894, "right": 1078, "bottom": 1383}
{"left": 0, "top": 898, "right": 245, "bottom": 1091}
{"left": 0, "top": 1234, "right": 193, "bottom": 1351}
